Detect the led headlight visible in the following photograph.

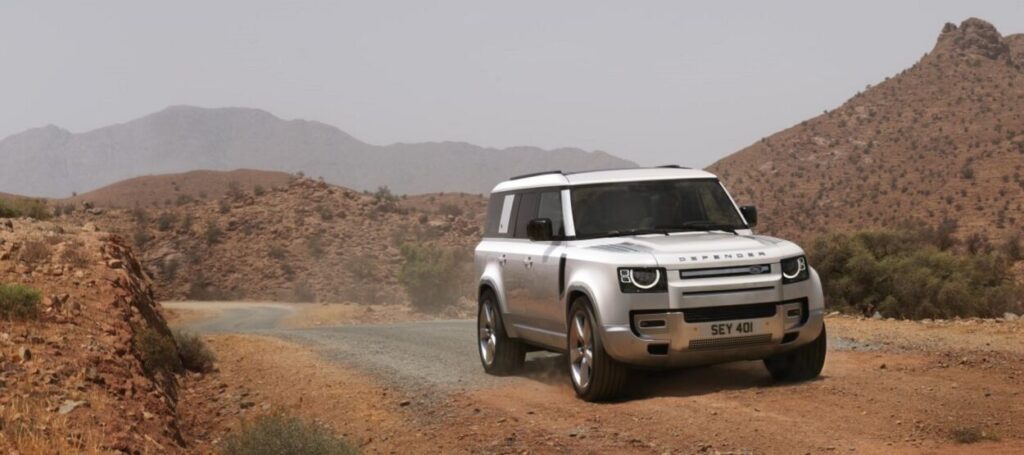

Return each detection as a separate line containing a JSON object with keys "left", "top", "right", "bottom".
{"left": 618, "top": 267, "right": 667, "bottom": 293}
{"left": 781, "top": 255, "right": 809, "bottom": 284}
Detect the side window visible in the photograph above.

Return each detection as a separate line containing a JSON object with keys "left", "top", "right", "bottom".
{"left": 497, "top": 194, "right": 515, "bottom": 234}
{"left": 484, "top": 194, "right": 503, "bottom": 236}
{"left": 537, "top": 191, "right": 564, "bottom": 238}
{"left": 512, "top": 192, "right": 540, "bottom": 239}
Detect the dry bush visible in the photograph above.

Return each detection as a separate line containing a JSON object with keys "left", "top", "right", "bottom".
{"left": 18, "top": 240, "right": 51, "bottom": 265}
{"left": 398, "top": 243, "right": 473, "bottom": 313}
{"left": 60, "top": 241, "right": 92, "bottom": 268}
{"left": 291, "top": 281, "right": 316, "bottom": 303}
{"left": 0, "top": 198, "right": 51, "bottom": 220}
{"left": 134, "top": 328, "right": 182, "bottom": 375}
{"left": 220, "top": 414, "right": 355, "bottom": 455}
{"left": 173, "top": 330, "right": 215, "bottom": 373}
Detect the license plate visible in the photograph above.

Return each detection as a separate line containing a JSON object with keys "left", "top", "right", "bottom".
{"left": 699, "top": 320, "right": 764, "bottom": 338}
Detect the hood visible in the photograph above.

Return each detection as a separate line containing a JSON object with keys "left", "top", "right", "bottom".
{"left": 583, "top": 232, "right": 803, "bottom": 268}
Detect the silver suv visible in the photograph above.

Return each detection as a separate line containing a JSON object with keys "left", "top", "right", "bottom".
{"left": 474, "top": 167, "right": 826, "bottom": 401}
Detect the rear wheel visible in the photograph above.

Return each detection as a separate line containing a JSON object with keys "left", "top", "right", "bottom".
{"left": 764, "top": 323, "right": 827, "bottom": 382}
{"left": 567, "top": 297, "right": 629, "bottom": 401}
{"left": 478, "top": 291, "right": 524, "bottom": 375}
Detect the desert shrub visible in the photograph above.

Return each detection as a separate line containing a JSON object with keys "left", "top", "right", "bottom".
{"left": 316, "top": 204, "right": 334, "bottom": 221}
{"left": 0, "top": 198, "right": 51, "bottom": 220}
{"left": 291, "top": 281, "right": 316, "bottom": 303}
{"left": 306, "top": 235, "right": 325, "bottom": 258}
{"left": 180, "top": 213, "right": 194, "bottom": 232}
{"left": 157, "top": 212, "right": 179, "bottom": 231}
{"left": 135, "top": 328, "right": 181, "bottom": 374}
{"left": 205, "top": 222, "right": 224, "bottom": 244}
{"left": 268, "top": 245, "right": 288, "bottom": 261}
{"left": 253, "top": 185, "right": 266, "bottom": 196}
{"left": 438, "top": 203, "right": 464, "bottom": 217}
{"left": 810, "top": 228, "right": 1021, "bottom": 319}
{"left": 1005, "top": 233, "right": 1022, "bottom": 261}
{"left": 220, "top": 414, "right": 355, "bottom": 455}
{"left": 373, "top": 186, "right": 398, "bottom": 204}
{"left": 218, "top": 199, "right": 231, "bottom": 214}
{"left": 18, "top": 240, "right": 51, "bottom": 265}
{"left": 173, "top": 330, "right": 215, "bottom": 373}
{"left": 133, "top": 227, "right": 153, "bottom": 248}
{"left": 61, "top": 241, "right": 92, "bottom": 268}
{"left": 344, "top": 255, "right": 377, "bottom": 280}
{"left": 131, "top": 207, "right": 149, "bottom": 224}
{"left": 161, "top": 258, "right": 180, "bottom": 280}
{"left": 176, "top": 194, "right": 195, "bottom": 206}
{"left": 950, "top": 426, "right": 998, "bottom": 444}
{"left": 398, "top": 243, "right": 472, "bottom": 313}
{"left": 0, "top": 283, "right": 41, "bottom": 320}
{"left": 226, "top": 181, "right": 244, "bottom": 201}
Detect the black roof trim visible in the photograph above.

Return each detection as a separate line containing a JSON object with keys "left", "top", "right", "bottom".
{"left": 656, "top": 164, "right": 691, "bottom": 169}
{"left": 510, "top": 170, "right": 563, "bottom": 180}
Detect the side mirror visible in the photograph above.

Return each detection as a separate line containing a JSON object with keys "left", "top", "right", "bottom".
{"left": 740, "top": 206, "right": 758, "bottom": 227}
{"left": 526, "top": 218, "right": 553, "bottom": 241}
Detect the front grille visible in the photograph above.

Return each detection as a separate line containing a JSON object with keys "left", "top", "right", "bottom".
{"left": 679, "top": 263, "right": 772, "bottom": 279}
{"left": 683, "top": 302, "right": 777, "bottom": 323}
{"left": 689, "top": 334, "right": 773, "bottom": 350}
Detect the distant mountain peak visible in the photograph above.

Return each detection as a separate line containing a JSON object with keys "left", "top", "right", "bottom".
{"left": 937, "top": 17, "right": 1011, "bottom": 61}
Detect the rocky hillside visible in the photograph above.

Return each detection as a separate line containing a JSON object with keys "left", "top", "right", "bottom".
{"left": 0, "top": 105, "right": 636, "bottom": 198}
{"left": 69, "top": 178, "right": 486, "bottom": 304}
{"left": 66, "top": 169, "right": 295, "bottom": 209}
{"left": 710, "top": 18, "right": 1024, "bottom": 245}
{"left": 0, "top": 219, "right": 186, "bottom": 452}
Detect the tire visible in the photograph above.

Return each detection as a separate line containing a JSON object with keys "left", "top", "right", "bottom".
{"left": 477, "top": 290, "right": 525, "bottom": 375}
{"left": 567, "top": 297, "right": 629, "bottom": 402}
{"left": 764, "top": 323, "right": 827, "bottom": 382}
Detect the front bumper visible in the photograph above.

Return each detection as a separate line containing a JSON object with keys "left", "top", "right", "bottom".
{"left": 597, "top": 267, "right": 826, "bottom": 369}
{"left": 601, "top": 304, "right": 824, "bottom": 368}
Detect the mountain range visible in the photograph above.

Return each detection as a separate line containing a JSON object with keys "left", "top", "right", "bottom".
{"left": 0, "top": 106, "right": 635, "bottom": 198}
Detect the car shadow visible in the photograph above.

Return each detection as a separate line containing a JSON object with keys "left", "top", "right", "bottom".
{"left": 515, "top": 354, "right": 827, "bottom": 401}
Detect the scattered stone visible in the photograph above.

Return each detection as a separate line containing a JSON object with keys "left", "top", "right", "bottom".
{"left": 399, "top": 400, "right": 411, "bottom": 407}
{"left": 1004, "top": 313, "right": 1020, "bottom": 321}
{"left": 17, "top": 346, "right": 31, "bottom": 362}
{"left": 106, "top": 259, "right": 123, "bottom": 269}
{"left": 239, "top": 401, "right": 255, "bottom": 409}
{"left": 57, "top": 400, "right": 88, "bottom": 415}
{"left": 871, "top": 311, "right": 884, "bottom": 320}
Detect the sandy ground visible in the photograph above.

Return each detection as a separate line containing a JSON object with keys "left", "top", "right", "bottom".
{"left": 170, "top": 303, "right": 1024, "bottom": 454}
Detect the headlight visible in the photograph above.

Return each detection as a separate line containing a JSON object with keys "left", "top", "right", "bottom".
{"left": 618, "top": 267, "right": 667, "bottom": 293}
{"left": 781, "top": 256, "right": 809, "bottom": 284}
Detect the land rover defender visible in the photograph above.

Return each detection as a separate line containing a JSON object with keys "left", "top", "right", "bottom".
{"left": 474, "top": 167, "right": 826, "bottom": 401}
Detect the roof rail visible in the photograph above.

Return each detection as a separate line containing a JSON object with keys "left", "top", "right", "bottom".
{"left": 656, "top": 164, "right": 691, "bottom": 169}
{"left": 510, "top": 170, "right": 563, "bottom": 180}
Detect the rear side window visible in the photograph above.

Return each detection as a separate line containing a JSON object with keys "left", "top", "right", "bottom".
{"left": 512, "top": 192, "right": 540, "bottom": 238}
{"left": 537, "top": 191, "right": 564, "bottom": 237}
{"left": 485, "top": 193, "right": 516, "bottom": 237}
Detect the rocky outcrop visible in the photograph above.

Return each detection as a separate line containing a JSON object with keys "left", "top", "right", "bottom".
{"left": 936, "top": 18, "right": 1012, "bottom": 61}
{"left": 0, "top": 219, "right": 186, "bottom": 452}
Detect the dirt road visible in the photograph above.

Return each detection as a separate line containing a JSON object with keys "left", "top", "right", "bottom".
{"left": 168, "top": 302, "right": 1024, "bottom": 454}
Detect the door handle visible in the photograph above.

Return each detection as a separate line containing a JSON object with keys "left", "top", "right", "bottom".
{"left": 523, "top": 257, "right": 533, "bottom": 268}
{"left": 498, "top": 254, "right": 507, "bottom": 266}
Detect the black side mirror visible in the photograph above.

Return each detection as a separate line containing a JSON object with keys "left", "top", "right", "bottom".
{"left": 740, "top": 206, "right": 757, "bottom": 227}
{"left": 526, "top": 218, "right": 553, "bottom": 241}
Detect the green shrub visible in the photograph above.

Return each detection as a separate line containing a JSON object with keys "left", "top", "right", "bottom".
{"left": 135, "top": 328, "right": 181, "bottom": 374}
{"left": 809, "top": 228, "right": 1022, "bottom": 319}
{"left": 157, "top": 212, "right": 179, "bottom": 231}
{"left": 253, "top": 185, "right": 266, "bottom": 196}
{"left": 0, "top": 283, "right": 41, "bottom": 320}
{"left": 220, "top": 414, "right": 355, "bottom": 455}
{"left": 0, "top": 198, "right": 51, "bottom": 220}
{"left": 173, "top": 330, "right": 215, "bottom": 373}
{"left": 205, "top": 222, "right": 224, "bottom": 244}
{"left": 398, "top": 243, "right": 471, "bottom": 313}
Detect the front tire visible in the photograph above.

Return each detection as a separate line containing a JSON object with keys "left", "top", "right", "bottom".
{"left": 478, "top": 291, "right": 525, "bottom": 375}
{"left": 764, "top": 323, "right": 827, "bottom": 382}
{"left": 567, "top": 297, "right": 628, "bottom": 401}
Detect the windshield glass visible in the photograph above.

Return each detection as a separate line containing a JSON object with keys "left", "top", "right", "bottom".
{"left": 570, "top": 179, "right": 747, "bottom": 238}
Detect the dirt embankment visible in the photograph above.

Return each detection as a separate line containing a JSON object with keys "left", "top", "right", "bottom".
{"left": 0, "top": 219, "right": 186, "bottom": 453}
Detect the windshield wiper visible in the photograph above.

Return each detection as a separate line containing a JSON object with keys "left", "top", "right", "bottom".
{"left": 672, "top": 221, "right": 742, "bottom": 234}
{"left": 602, "top": 228, "right": 676, "bottom": 238}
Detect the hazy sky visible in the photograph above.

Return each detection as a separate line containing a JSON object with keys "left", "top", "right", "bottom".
{"left": 2, "top": 1, "right": 1023, "bottom": 168}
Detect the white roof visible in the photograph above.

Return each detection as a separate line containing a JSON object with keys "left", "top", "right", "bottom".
{"left": 491, "top": 167, "right": 717, "bottom": 193}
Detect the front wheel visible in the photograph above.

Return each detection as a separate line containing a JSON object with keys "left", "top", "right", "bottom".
{"left": 763, "top": 323, "right": 827, "bottom": 382}
{"left": 567, "top": 297, "right": 629, "bottom": 401}
{"left": 478, "top": 291, "right": 524, "bottom": 375}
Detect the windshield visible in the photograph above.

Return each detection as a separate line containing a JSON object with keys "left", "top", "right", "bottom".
{"left": 570, "top": 179, "right": 747, "bottom": 238}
